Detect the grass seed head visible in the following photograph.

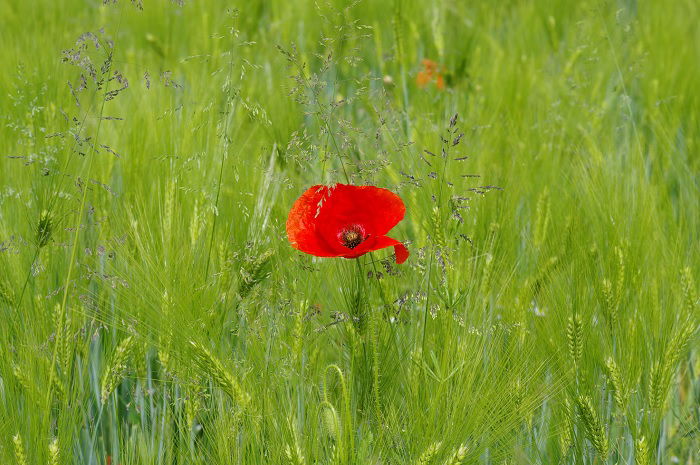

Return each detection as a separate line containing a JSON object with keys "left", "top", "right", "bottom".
{"left": 443, "top": 444, "right": 468, "bottom": 465}
{"left": 415, "top": 441, "right": 442, "bottom": 465}
{"left": 576, "top": 395, "right": 608, "bottom": 458}
{"left": 604, "top": 356, "right": 627, "bottom": 412}
{"left": 100, "top": 336, "right": 135, "bottom": 404}
{"left": 190, "top": 340, "right": 250, "bottom": 407}
{"left": 13, "top": 433, "right": 28, "bottom": 465}
{"left": 49, "top": 438, "right": 60, "bottom": 465}
{"left": 635, "top": 436, "right": 649, "bottom": 465}
{"left": 566, "top": 314, "right": 583, "bottom": 367}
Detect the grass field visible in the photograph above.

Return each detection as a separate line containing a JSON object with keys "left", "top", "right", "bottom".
{"left": 1, "top": 0, "right": 698, "bottom": 463}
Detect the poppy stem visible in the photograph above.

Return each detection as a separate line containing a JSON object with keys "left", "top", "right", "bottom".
{"left": 357, "top": 256, "right": 383, "bottom": 426}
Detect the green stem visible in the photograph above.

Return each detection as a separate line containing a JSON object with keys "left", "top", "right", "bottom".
{"left": 421, "top": 123, "right": 452, "bottom": 360}
{"left": 44, "top": 10, "right": 124, "bottom": 424}
{"left": 204, "top": 20, "right": 238, "bottom": 279}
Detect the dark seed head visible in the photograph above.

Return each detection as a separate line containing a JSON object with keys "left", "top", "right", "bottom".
{"left": 340, "top": 225, "right": 365, "bottom": 249}
{"left": 450, "top": 113, "right": 458, "bottom": 127}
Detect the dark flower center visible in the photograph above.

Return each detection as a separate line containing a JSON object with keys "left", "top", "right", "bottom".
{"left": 340, "top": 225, "right": 366, "bottom": 249}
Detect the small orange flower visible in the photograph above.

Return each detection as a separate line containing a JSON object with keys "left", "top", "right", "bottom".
{"left": 416, "top": 59, "right": 446, "bottom": 90}
{"left": 416, "top": 70, "right": 432, "bottom": 87}
{"left": 435, "top": 74, "right": 445, "bottom": 90}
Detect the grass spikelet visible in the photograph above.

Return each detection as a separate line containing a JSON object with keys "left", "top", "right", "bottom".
{"left": 50, "top": 365, "right": 67, "bottom": 400}
{"left": 576, "top": 395, "right": 608, "bottom": 458}
{"left": 415, "top": 441, "right": 442, "bottom": 465}
{"left": 13, "top": 433, "right": 28, "bottom": 465}
{"left": 648, "top": 360, "right": 664, "bottom": 412}
{"left": 320, "top": 403, "right": 340, "bottom": 441}
{"left": 323, "top": 365, "right": 354, "bottom": 462}
{"left": 11, "top": 361, "right": 33, "bottom": 395}
{"left": 185, "top": 381, "right": 204, "bottom": 430}
{"left": 60, "top": 307, "right": 72, "bottom": 377}
{"left": 285, "top": 436, "right": 307, "bottom": 465}
{"left": 431, "top": 206, "right": 447, "bottom": 252}
{"left": 559, "top": 399, "right": 574, "bottom": 453}
{"left": 0, "top": 277, "right": 15, "bottom": 306}
{"left": 604, "top": 356, "right": 626, "bottom": 411}
{"left": 100, "top": 336, "right": 135, "bottom": 404}
{"left": 680, "top": 266, "right": 697, "bottom": 313}
{"left": 238, "top": 248, "right": 274, "bottom": 299}
{"left": 442, "top": 444, "right": 468, "bottom": 465}
{"left": 566, "top": 314, "right": 583, "bottom": 368}
{"left": 649, "top": 321, "right": 695, "bottom": 411}
{"left": 601, "top": 279, "right": 618, "bottom": 329}
{"left": 662, "top": 321, "right": 694, "bottom": 379}
{"left": 52, "top": 303, "right": 71, "bottom": 378}
{"left": 48, "top": 438, "right": 60, "bottom": 465}
{"left": 190, "top": 340, "right": 250, "bottom": 407}
{"left": 634, "top": 436, "right": 649, "bottom": 465}
{"left": 158, "top": 333, "right": 174, "bottom": 375}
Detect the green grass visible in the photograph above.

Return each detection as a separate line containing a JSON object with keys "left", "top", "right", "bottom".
{"left": 1, "top": 0, "right": 698, "bottom": 463}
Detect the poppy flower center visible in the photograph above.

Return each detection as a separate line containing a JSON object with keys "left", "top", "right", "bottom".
{"left": 339, "top": 225, "right": 366, "bottom": 249}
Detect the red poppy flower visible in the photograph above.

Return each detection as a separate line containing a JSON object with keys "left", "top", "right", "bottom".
{"left": 416, "top": 58, "right": 446, "bottom": 90}
{"left": 287, "top": 184, "right": 409, "bottom": 264}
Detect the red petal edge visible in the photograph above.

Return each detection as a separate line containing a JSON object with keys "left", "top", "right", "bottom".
{"left": 286, "top": 185, "right": 339, "bottom": 256}
{"left": 393, "top": 242, "right": 409, "bottom": 264}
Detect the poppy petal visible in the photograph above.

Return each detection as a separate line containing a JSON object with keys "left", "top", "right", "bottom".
{"left": 340, "top": 235, "right": 409, "bottom": 264}
{"left": 316, "top": 184, "right": 406, "bottom": 239}
{"left": 286, "top": 185, "right": 340, "bottom": 256}
{"left": 393, "top": 241, "right": 410, "bottom": 264}
{"left": 373, "top": 235, "right": 409, "bottom": 264}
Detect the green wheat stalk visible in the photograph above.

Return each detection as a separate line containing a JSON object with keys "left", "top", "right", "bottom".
{"left": 567, "top": 314, "right": 583, "bottom": 369}
{"left": 442, "top": 444, "right": 468, "bottom": 465}
{"left": 680, "top": 267, "right": 697, "bottom": 314}
{"left": 605, "top": 356, "right": 627, "bottom": 412}
{"left": 635, "top": 436, "right": 649, "bottom": 465}
{"left": 13, "top": 433, "right": 28, "bottom": 465}
{"left": 101, "top": 336, "right": 135, "bottom": 404}
{"left": 415, "top": 441, "right": 442, "bottom": 465}
{"left": 576, "top": 395, "right": 609, "bottom": 458}
{"left": 190, "top": 340, "right": 250, "bottom": 407}
{"left": 649, "top": 321, "right": 695, "bottom": 411}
